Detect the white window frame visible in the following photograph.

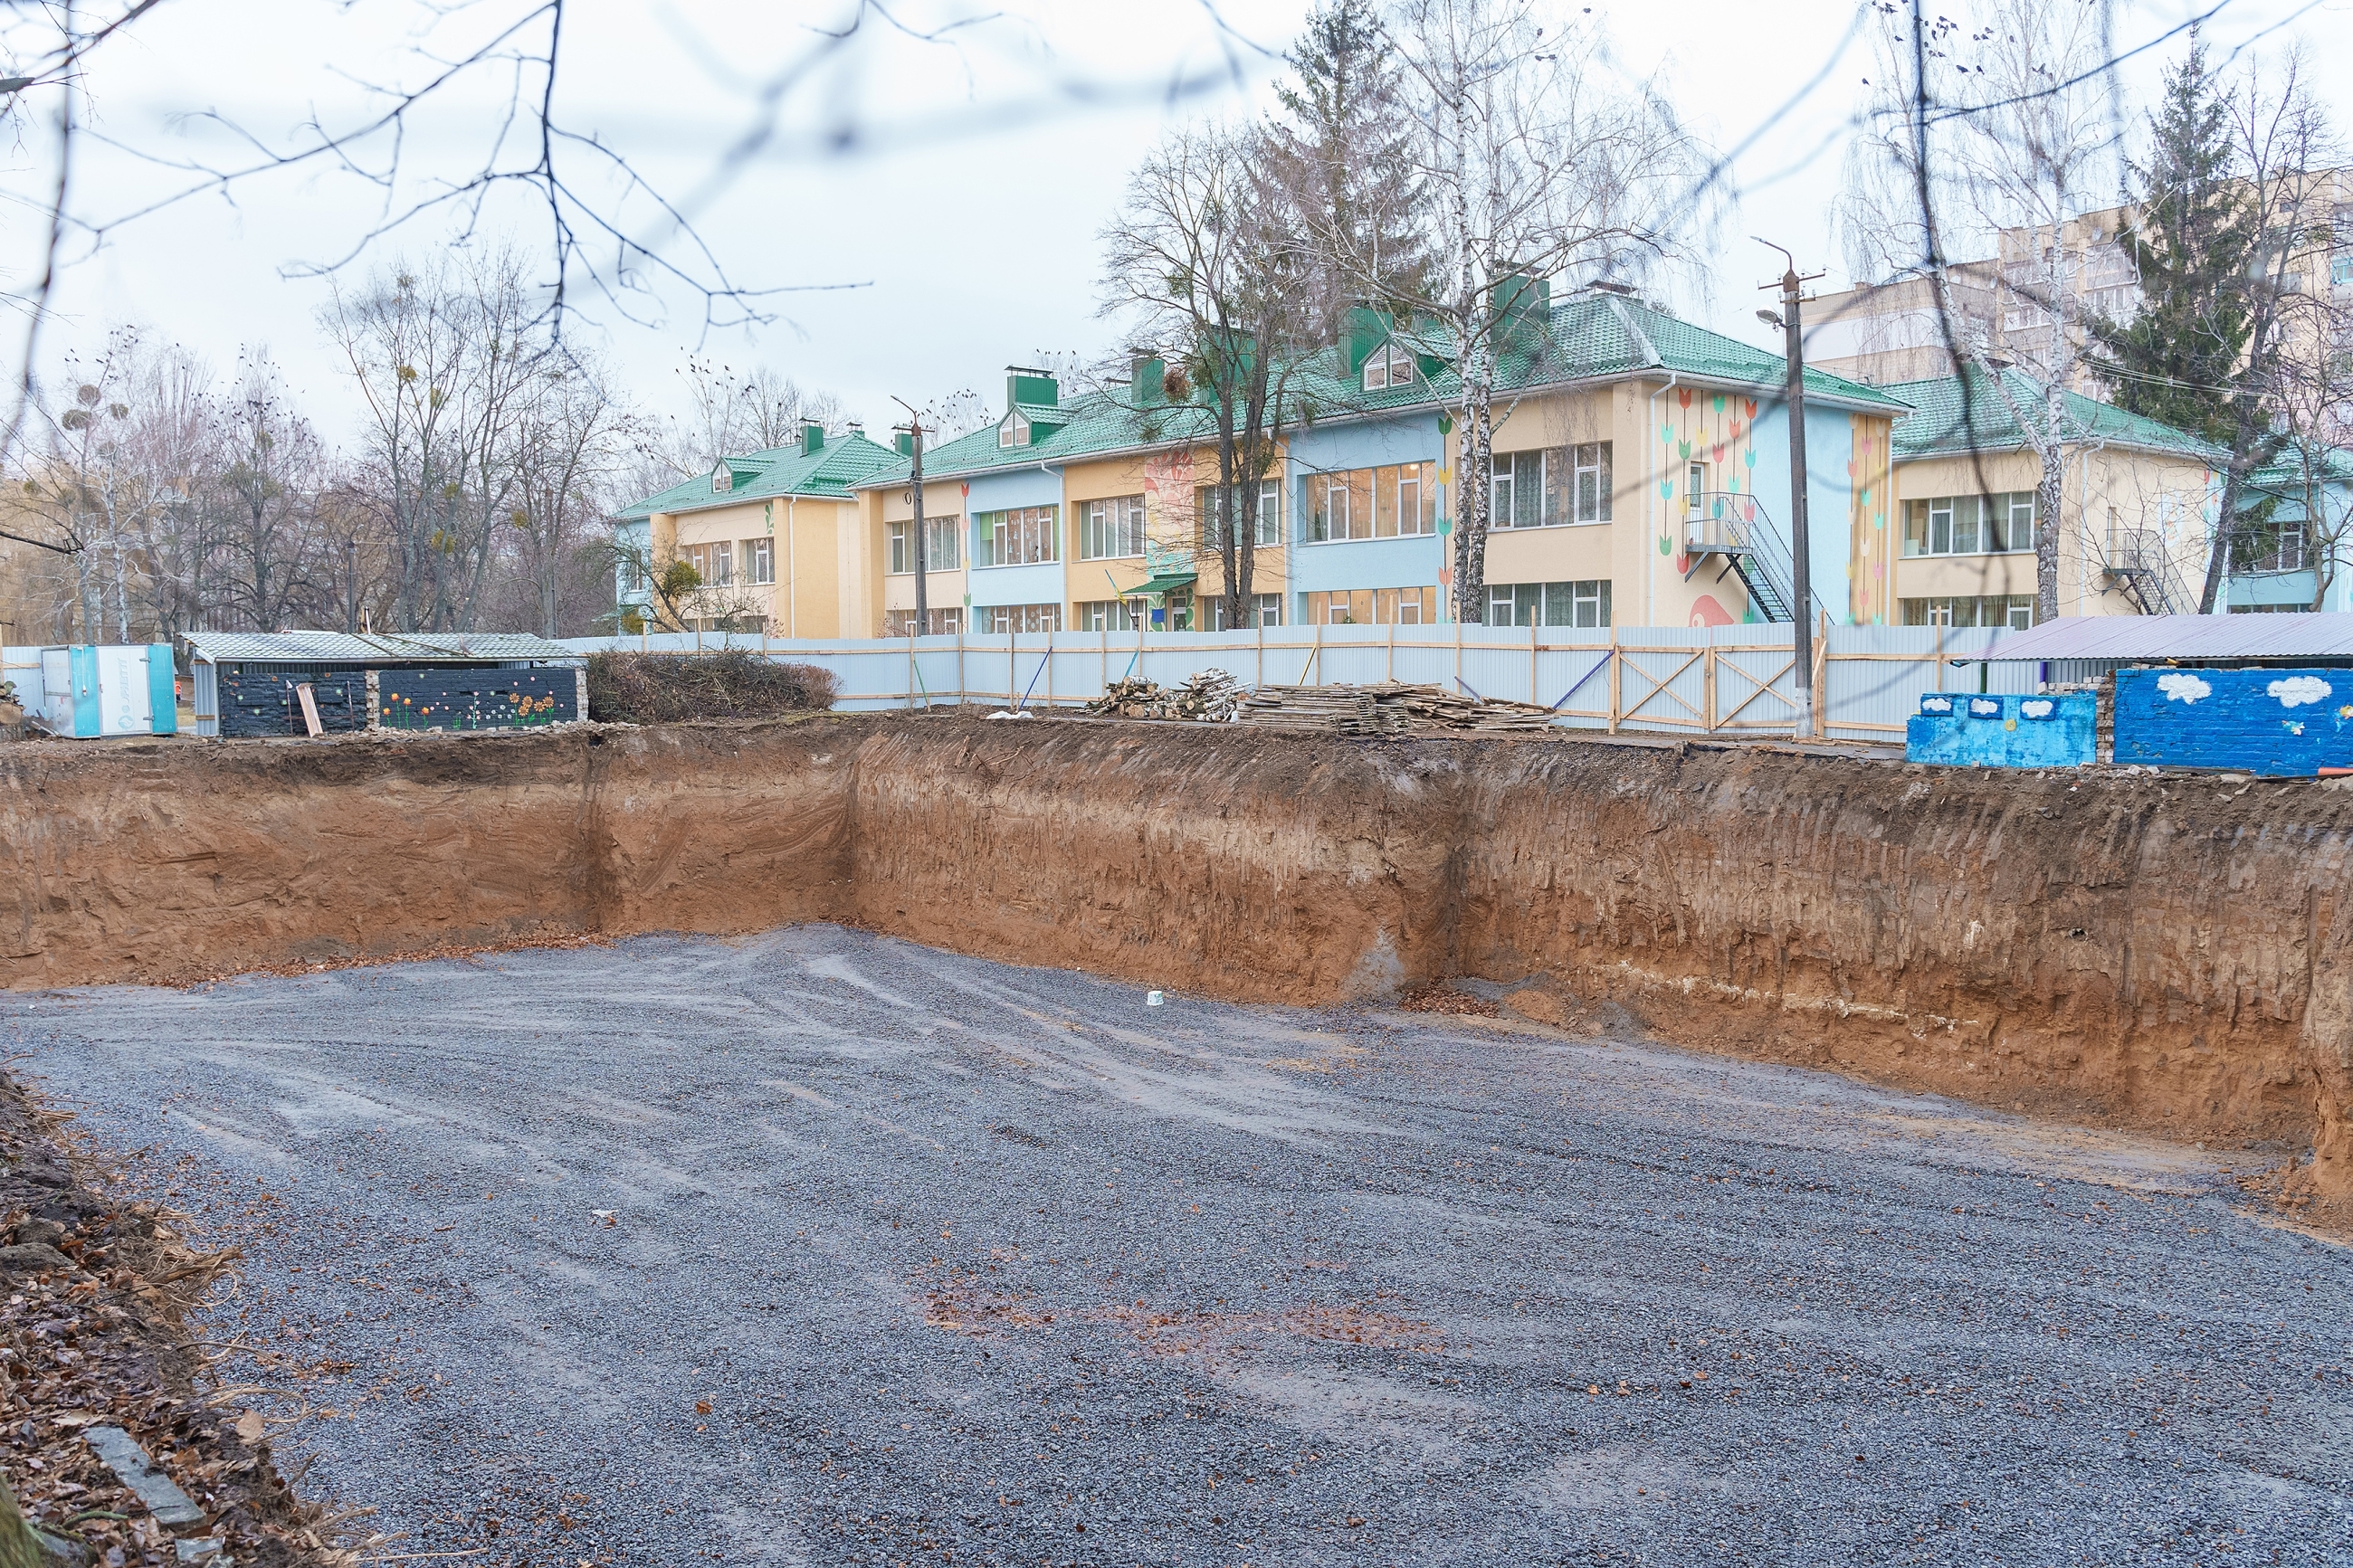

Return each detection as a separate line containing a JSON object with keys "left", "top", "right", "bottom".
{"left": 1362, "top": 344, "right": 1416, "bottom": 392}
{"left": 1080, "top": 496, "right": 1147, "bottom": 561}
{"left": 745, "top": 537, "right": 775, "bottom": 585}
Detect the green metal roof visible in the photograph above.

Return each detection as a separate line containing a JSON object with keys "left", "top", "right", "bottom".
{"left": 853, "top": 294, "right": 1910, "bottom": 489}
{"left": 1881, "top": 368, "right": 2225, "bottom": 465}
{"left": 1131, "top": 570, "right": 1197, "bottom": 596}
{"left": 615, "top": 430, "right": 901, "bottom": 521}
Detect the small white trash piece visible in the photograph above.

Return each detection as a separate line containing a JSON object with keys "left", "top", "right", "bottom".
{"left": 1146, "top": 991, "right": 1165, "bottom": 1007}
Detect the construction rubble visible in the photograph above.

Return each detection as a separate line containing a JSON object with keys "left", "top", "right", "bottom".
{"left": 1240, "top": 681, "right": 1558, "bottom": 735}
{"left": 1084, "top": 670, "right": 1245, "bottom": 723}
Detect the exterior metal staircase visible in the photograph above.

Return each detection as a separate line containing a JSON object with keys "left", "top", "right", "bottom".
{"left": 2103, "top": 528, "right": 2193, "bottom": 617}
{"left": 1682, "top": 492, "right": 1796, "bottom": 622}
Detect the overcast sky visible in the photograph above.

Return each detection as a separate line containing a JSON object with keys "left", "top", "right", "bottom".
{"left": 11, "top": 0, "right": 2347, "bottom": 455}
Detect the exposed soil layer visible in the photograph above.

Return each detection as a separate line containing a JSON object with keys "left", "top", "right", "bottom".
{"left": 5, "top": 715, "right": 2351, "bottom": 1213}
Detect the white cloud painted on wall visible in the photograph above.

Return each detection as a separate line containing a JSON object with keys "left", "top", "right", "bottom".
{"left": 2269, "top": 675, "right": 2332, "bottom": 708}
{"left": 2156, "top": 673, "right": 2212, "bottom": 705}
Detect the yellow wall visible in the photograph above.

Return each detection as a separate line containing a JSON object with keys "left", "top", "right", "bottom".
{"left": 667, "top": 496, "right": 862, "bottom": 637}
{"left": 1892, "top": 444, "right": 2215, "bottom": 619}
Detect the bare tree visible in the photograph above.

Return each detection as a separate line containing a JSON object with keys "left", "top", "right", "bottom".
{"left": 1845, "top": 0, "right": 2117, "bottom": 622}
{"left": 2191, "top": 52, "right": 2339, "bottom": 613}
{"left": 511, "top": 353, "right": 631, "bottom": 638}
{"left": 1359, "top": 0, "right": 1705, "bottom": 622}
{"left": 1100, "top": 121, "right": 1315, "bottom": 631}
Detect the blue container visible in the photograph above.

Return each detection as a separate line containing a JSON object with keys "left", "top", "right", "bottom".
{"left": 2114, "top": 665, "right": 2353, "bottom": 775}
{"left": 1907, "top": 691, "right": 2094, "bottom": 767}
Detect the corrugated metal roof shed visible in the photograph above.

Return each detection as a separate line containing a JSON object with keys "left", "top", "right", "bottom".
{"left": 184, "top": 631, "right": 581, "bottom": 663}
{"left": 1957, "top": 613, "right": 2353, "bottom": 665}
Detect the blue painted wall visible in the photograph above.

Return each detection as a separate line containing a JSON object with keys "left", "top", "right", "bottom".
{"left": 965, "top": 468, "right": 1067, "bottom": 607}
{"left": 1743, "top": 398, "right": 1859, "bottom": 626}
{"left": 2115, "top": 665, "right": 2353, "bottom": 774}
{"left": 1907, "top": 691, "right": 2095, "bottom": 767}
{"left": 1284, "top": 413, "right": 1449, "bottom": 601}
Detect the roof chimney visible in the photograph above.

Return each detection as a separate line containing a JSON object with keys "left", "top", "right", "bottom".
{"left": 800, "top": 419, "right": 825, "bottom": 456}
{"left": 1129, "top": 349, "right": 1167, "bottom": 407}
{"left": 1005, "top": 366, "right": 1059, "bottom": 410}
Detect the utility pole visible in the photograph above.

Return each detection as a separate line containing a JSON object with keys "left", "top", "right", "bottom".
{"left": 892, "top": 397, "right": 928, "bottom": 635}
{"left": 1757, "top": 240, "right": 1827, "bottom": 739}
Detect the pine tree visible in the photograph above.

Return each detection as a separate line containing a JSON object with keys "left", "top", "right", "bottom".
{"left": 1268, "top": 0, "right": 1431, "bottom": 328}
{"left": 2087, "top": 36, "right": 2251, "bottom": 443}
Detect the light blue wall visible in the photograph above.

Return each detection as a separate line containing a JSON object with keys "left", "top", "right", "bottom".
{"left": 1907, "top": 692, "right": 2094, "bottom": 767}
{"left": 965, "top": 467, "right": 1067, "bottom": 607}
{"left": 1742, "top": 399, "right": 1861, "bottom": 625}
{"left": 614, "top": 519, "right": 651, "bottom": 607}
{"left": 970, "top": 560, "right": 1064, "bottom": 608}
{"left": 1285, "top": 413, "right": 1448, "bottom": 600}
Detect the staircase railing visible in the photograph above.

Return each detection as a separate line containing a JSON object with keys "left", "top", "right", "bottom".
{"left": 1684, "top": 492, "right": 1796, "bottom": 623}
{"left": 2104, "top": 527, "right": 2193, "bottom": 617}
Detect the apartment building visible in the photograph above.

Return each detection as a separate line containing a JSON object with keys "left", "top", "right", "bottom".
{"left": 846, "top": 290, "right": 1908, "bottom": 636}
{"left": 613, "top": 422, "right": 900, "bottom": 634}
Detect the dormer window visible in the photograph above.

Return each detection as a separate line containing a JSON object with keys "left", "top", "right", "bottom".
{"left": 997, "top": 410, "right": 1032, "bottom": 449}
{"left": 1363, "top": 344, "right": 1416, "bottom": 392}
{"left": 711, "top": 461, "right": 734, "bottom": 493}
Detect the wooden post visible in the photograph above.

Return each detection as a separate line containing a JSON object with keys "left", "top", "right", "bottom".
{"left": 1386, "top": 618, "right": 1396, "bottom": 684}
{"left": 956, "top": 622, "right": 966, "bottom": 707}
{"left": 1529, "top": 621, "right": 1538, "bottom": 704}
{"left": 1312, "top": 619, "right": 1324, "bottom": 687}
{"left": 1703, "top": 643, "right": 1717, "bottom": 734}
{"left": 1256, "top": 613, "right": 1264, "bottom": 689}
{"left": 1044, "top": 632, "right": 1054, "bottom": 712}
{"left": 1102, "top": 626, "right": 1110, "bottom": 698}
{"left": 1008, "top": 628, "right": 1015, "bottom": 708}
{"left": 907, "top": 631, "right": 917, "bottom": 712}
{"left": 1933, "top": 618, "right": 1945, "bottom": 694}
{"left": 1607, "top": 624, "right": 1622, "bottom": 734}
{"left": 1453, "top": 617, "right": 1463, "bottom": 690}
{"left": 1813, "top": 609, "right": 1831, "bottom": 735}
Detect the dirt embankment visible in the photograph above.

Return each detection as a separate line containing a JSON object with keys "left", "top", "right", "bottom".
{"left": 6, "top": 717, "right": 2352, "bottom": 1212}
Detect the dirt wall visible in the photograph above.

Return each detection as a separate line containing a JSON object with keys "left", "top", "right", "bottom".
{"left": 7, "top": 716, "right": 2351, "bottom": 1208}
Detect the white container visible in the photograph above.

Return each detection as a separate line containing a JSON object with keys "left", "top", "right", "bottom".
{"left": 1146, "top": 991, "right": 1165, "bottom": 1007}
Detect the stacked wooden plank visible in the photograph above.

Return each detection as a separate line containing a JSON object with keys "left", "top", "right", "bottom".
{"left": 1240, "top": 682, "right": 1557, "bottom": 736}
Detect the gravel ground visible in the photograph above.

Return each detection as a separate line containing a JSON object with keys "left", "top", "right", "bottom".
{"left": 5, "top": 924, "right": 2349, "bottom": 1567}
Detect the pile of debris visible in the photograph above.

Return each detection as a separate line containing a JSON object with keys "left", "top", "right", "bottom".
{"left": 1085, "top": 670, "right": 1245, "bottom": 723}
{"left": 0, "top": 1073, "right": 359, "bottom": 1566}
{"left": 1241, "top": 681, "right": 1557, "bottom": 736}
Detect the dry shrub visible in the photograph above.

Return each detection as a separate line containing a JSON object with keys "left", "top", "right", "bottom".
{"left": 586, "top": 649, "right": 837, "bottom": 725}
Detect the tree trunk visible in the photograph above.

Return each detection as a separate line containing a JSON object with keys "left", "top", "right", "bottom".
{"left": 2035, "top": 441, "right": 2063, "bottom": 622}
{"left": 1455, "top": 347, "right": 1494, "bottom": 624}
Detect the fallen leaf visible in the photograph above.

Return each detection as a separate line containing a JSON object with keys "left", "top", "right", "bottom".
{"left": 695, "top": 1399, "right": 711, "bottom": 1415}
{"left": 234, "top": 1411, "right": 265, "bottom": 1443}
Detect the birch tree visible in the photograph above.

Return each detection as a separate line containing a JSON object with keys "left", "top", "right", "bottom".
{"left": 1843, "top": 0, "right": 2116, "bottom": 622}
{"left": 1357, "top": 0, "right": 1701, "bottom": 621}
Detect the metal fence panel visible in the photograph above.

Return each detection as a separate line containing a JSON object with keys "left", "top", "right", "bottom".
{"left": 557, "top": 623, "right": 2034, "bottom": 736}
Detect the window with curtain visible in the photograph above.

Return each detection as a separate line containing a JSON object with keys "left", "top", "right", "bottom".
{"left": 1304, "top": 462, "right": 1437, "bottom": 541}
